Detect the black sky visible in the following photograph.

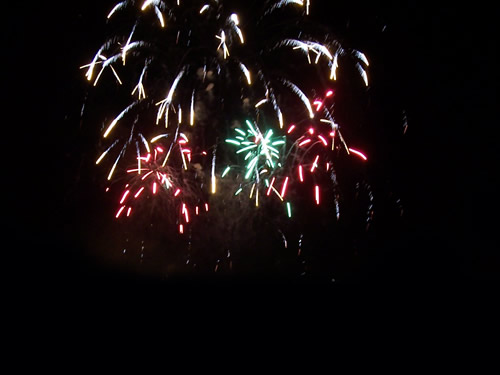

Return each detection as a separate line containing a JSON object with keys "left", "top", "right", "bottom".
{"left": 6, "top": 0, "right": 497, "bottom": 290}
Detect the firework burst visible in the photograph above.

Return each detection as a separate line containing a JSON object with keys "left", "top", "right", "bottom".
{"left": 82, "top": 0, "right": 378, "bottom": 277}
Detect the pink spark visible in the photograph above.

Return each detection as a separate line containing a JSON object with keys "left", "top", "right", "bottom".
{"left": 315, "top": 185, "right": 320, "bottom": 205}
{"left": 156, "top": 146, "right": 164, "bottom": 153}
{"left": 126, "top": 207, "right": 132, "bottom": 217}
{"left": 287, "top": 125, "right": 296, "bottom": 134}
{"left": 134, "top": 187, "right": 145, "bottom": 198}
{"left": 298, "top": 165, "right": 304, "bottom": 182}
{"left": 310, "top": 155, "right": 319, "bottom": 172}
{"left": 174, "top": 188, "right": 181, "bottom": 197}
{"left": 313, "top": 100, "right": 323, "bottom": 111}
{"left": 298, "top": 139, "right": 311, "bottom": 147}
{"left": 280, "top": 177, "right": 289, "bottom": 198}
{"left": 152, "top": 182, "right": 158, "bottom": 194}
{"left": 308, "top": 127, "right": 315, "bottom": 135}
{"left": 141, "top": 170, "right": 154, "bottom": 181}
{"left": 318, "top": 135, "right": 328, "bottom": 146}
{"left": 179, "top": 224, "right": 184, "bottom": 234}
{"left": 182, "top": 203, "right": 189, "bottom": 223}
{"left": 119, "top": 190, "right": 130, "bottom": 204}
{"left": 205, "top": 203, "right": 209, "bottom": 212}
{"left": 266, "top": 177, "right": 276, "bottom": 196}
{"left": 348, "top": 148, "right": 368, "bottom": 161}
{"left": 325, "top": 90, "right": 334, "bottom": 97}
{"left": 195, "top": 206, "right": 199, "bottom": 215}
{"left": 115, "top": 206, "right": 126, "bottom": 218}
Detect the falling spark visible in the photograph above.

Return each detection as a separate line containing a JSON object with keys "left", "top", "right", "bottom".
{"left": 211, "top": 148, "right": 217, "bottom": 194}
{"left": 190, "top": 91, "right": 195, "bottom": 126}
{"left": 116, "top": 205, "right": 126, "bottom": 218}
{"left": 348, "top": 148, "right": 368, "bottom": 161}
{"left": 280, "top": 177, "right": 289, "bottom": 198}
{"left": 120, "top": 190, "right": 130, "bottom": 204}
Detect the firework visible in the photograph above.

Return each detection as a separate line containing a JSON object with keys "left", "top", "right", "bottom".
{"left": 82, "top": 0, "right": 374, "bottom": 252}
{"left": 223, "top": 119, "right": 287, "bottom": 207}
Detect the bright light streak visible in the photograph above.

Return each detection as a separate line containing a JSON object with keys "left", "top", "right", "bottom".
{"left": 348, "top": 148, "right": 367, "bottom": 160}
{"left": 280, "top": 177, "right": 289, "bottom": 198}
{"left": 150, "top": 134, "right": 168, "bottom": 143}
{"left": 152, "top": 182, "right": 158, "bottom": 194}
{"left": 107, "top": 151, "right": 122, "bottom": 181}
{"left": 155, "top": 6, "right": 165, "bottom": 27}
{"left": 318, "top": 135, "right": 328, "bottom": 146}
{"left": 315, "top": 185, "right": 320, "bottom": 205}
{"left": 126, "top": 207, "right": 132, "bottom": 217}
{"left": 120, "top": 190, "right": 130, "bottom": 204}
{"left": 205, "top": 203, "right": 209, "bottom": 212}
{"left": 134, "top": 187, "right": 145, "bottom": 198}
{"left": 226, "top": 139, "right": 241, "bottom": 146}
{"left": 116, "top": 205, "right": 126, "bottom": 218}
{"left": 298, "top": 165, "right": 304, "bottom": 182}
{"left": 249, "top": 183, "right": 256, "bottom": 199}
{"left": 179, "top": 224, "right": 184, "bottom": 234}
{"left": 235, "top": 128, "right": 246, "bottom": 136}
{"left": 286, "top": 202, "right": 292, "bottom": 218}
{"left": 96, "top": 148, "right": 110, "bottom": 165}
{"left": 211, "top": 150, "right": 217, "bottom": 194}
{"left": 313, "top": 100, "right": 323, "bottom": 111}
{"left": 298, "top": 139, "right": 311, "bottom": 147}
{"left": 221, "top": 166, "right": 231, "bottom": 178}
{"left": 266, "top": 177, "right": 276, "bottom": 196}
{"left": 239, "top": 63, "right": 251, "bottom": 84}
{"left": 287, "top": 125, "right": 296, "bottom": 134}
{"left": 141, "top": 170, "right": 154, "bottom": 180}
{"left": 230, "top": 13, "right": 240, "bottom": 25}
{"left": 174, "top": 188, "right": 181, "bottom": 196}
{"left": 255, "top": 98, "right": 267, "bottom": 108}
{"left": 156, "top": 67, "right": 186, "bottom": 124}
{"left": 325, "top": 90, "right": 334, "bottom": 97}
{"left": 103, "top": 103, "right": 137, "bottom": 138}
{"left": 310, "top": 155, "right": 319, "bottom": 172}
{"left": 330, "top": 53, "right": 338, "bottom": 80}
{"left": 190, "top": 91, "right": 195, "bottom": 125}
{"left": 141, "top": 1, "right": 154, "bottom": 11}
{"left": 200, "top": 4, "right": 209, "bottom": 13}
{"left": 107, "top": 2, "right": 125, "bottom": 19}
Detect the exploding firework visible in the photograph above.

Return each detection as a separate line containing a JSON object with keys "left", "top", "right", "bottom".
{"left": 83, "top": 1, "right": 369, "bottom": 202}
{"left": 81, "top": 0, "right": 387, "bottom": 279}
{"left": 109, "top": 132, "right": 210, "bottom": 233}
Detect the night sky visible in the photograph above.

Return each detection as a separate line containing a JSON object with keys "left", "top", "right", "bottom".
{"left": 7, "top": 0, "right": 497, "bottom": 295}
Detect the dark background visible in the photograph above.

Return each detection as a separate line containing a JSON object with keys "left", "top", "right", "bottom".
{"left": 5, "top": 0, "right": 497, "bottom": 295}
